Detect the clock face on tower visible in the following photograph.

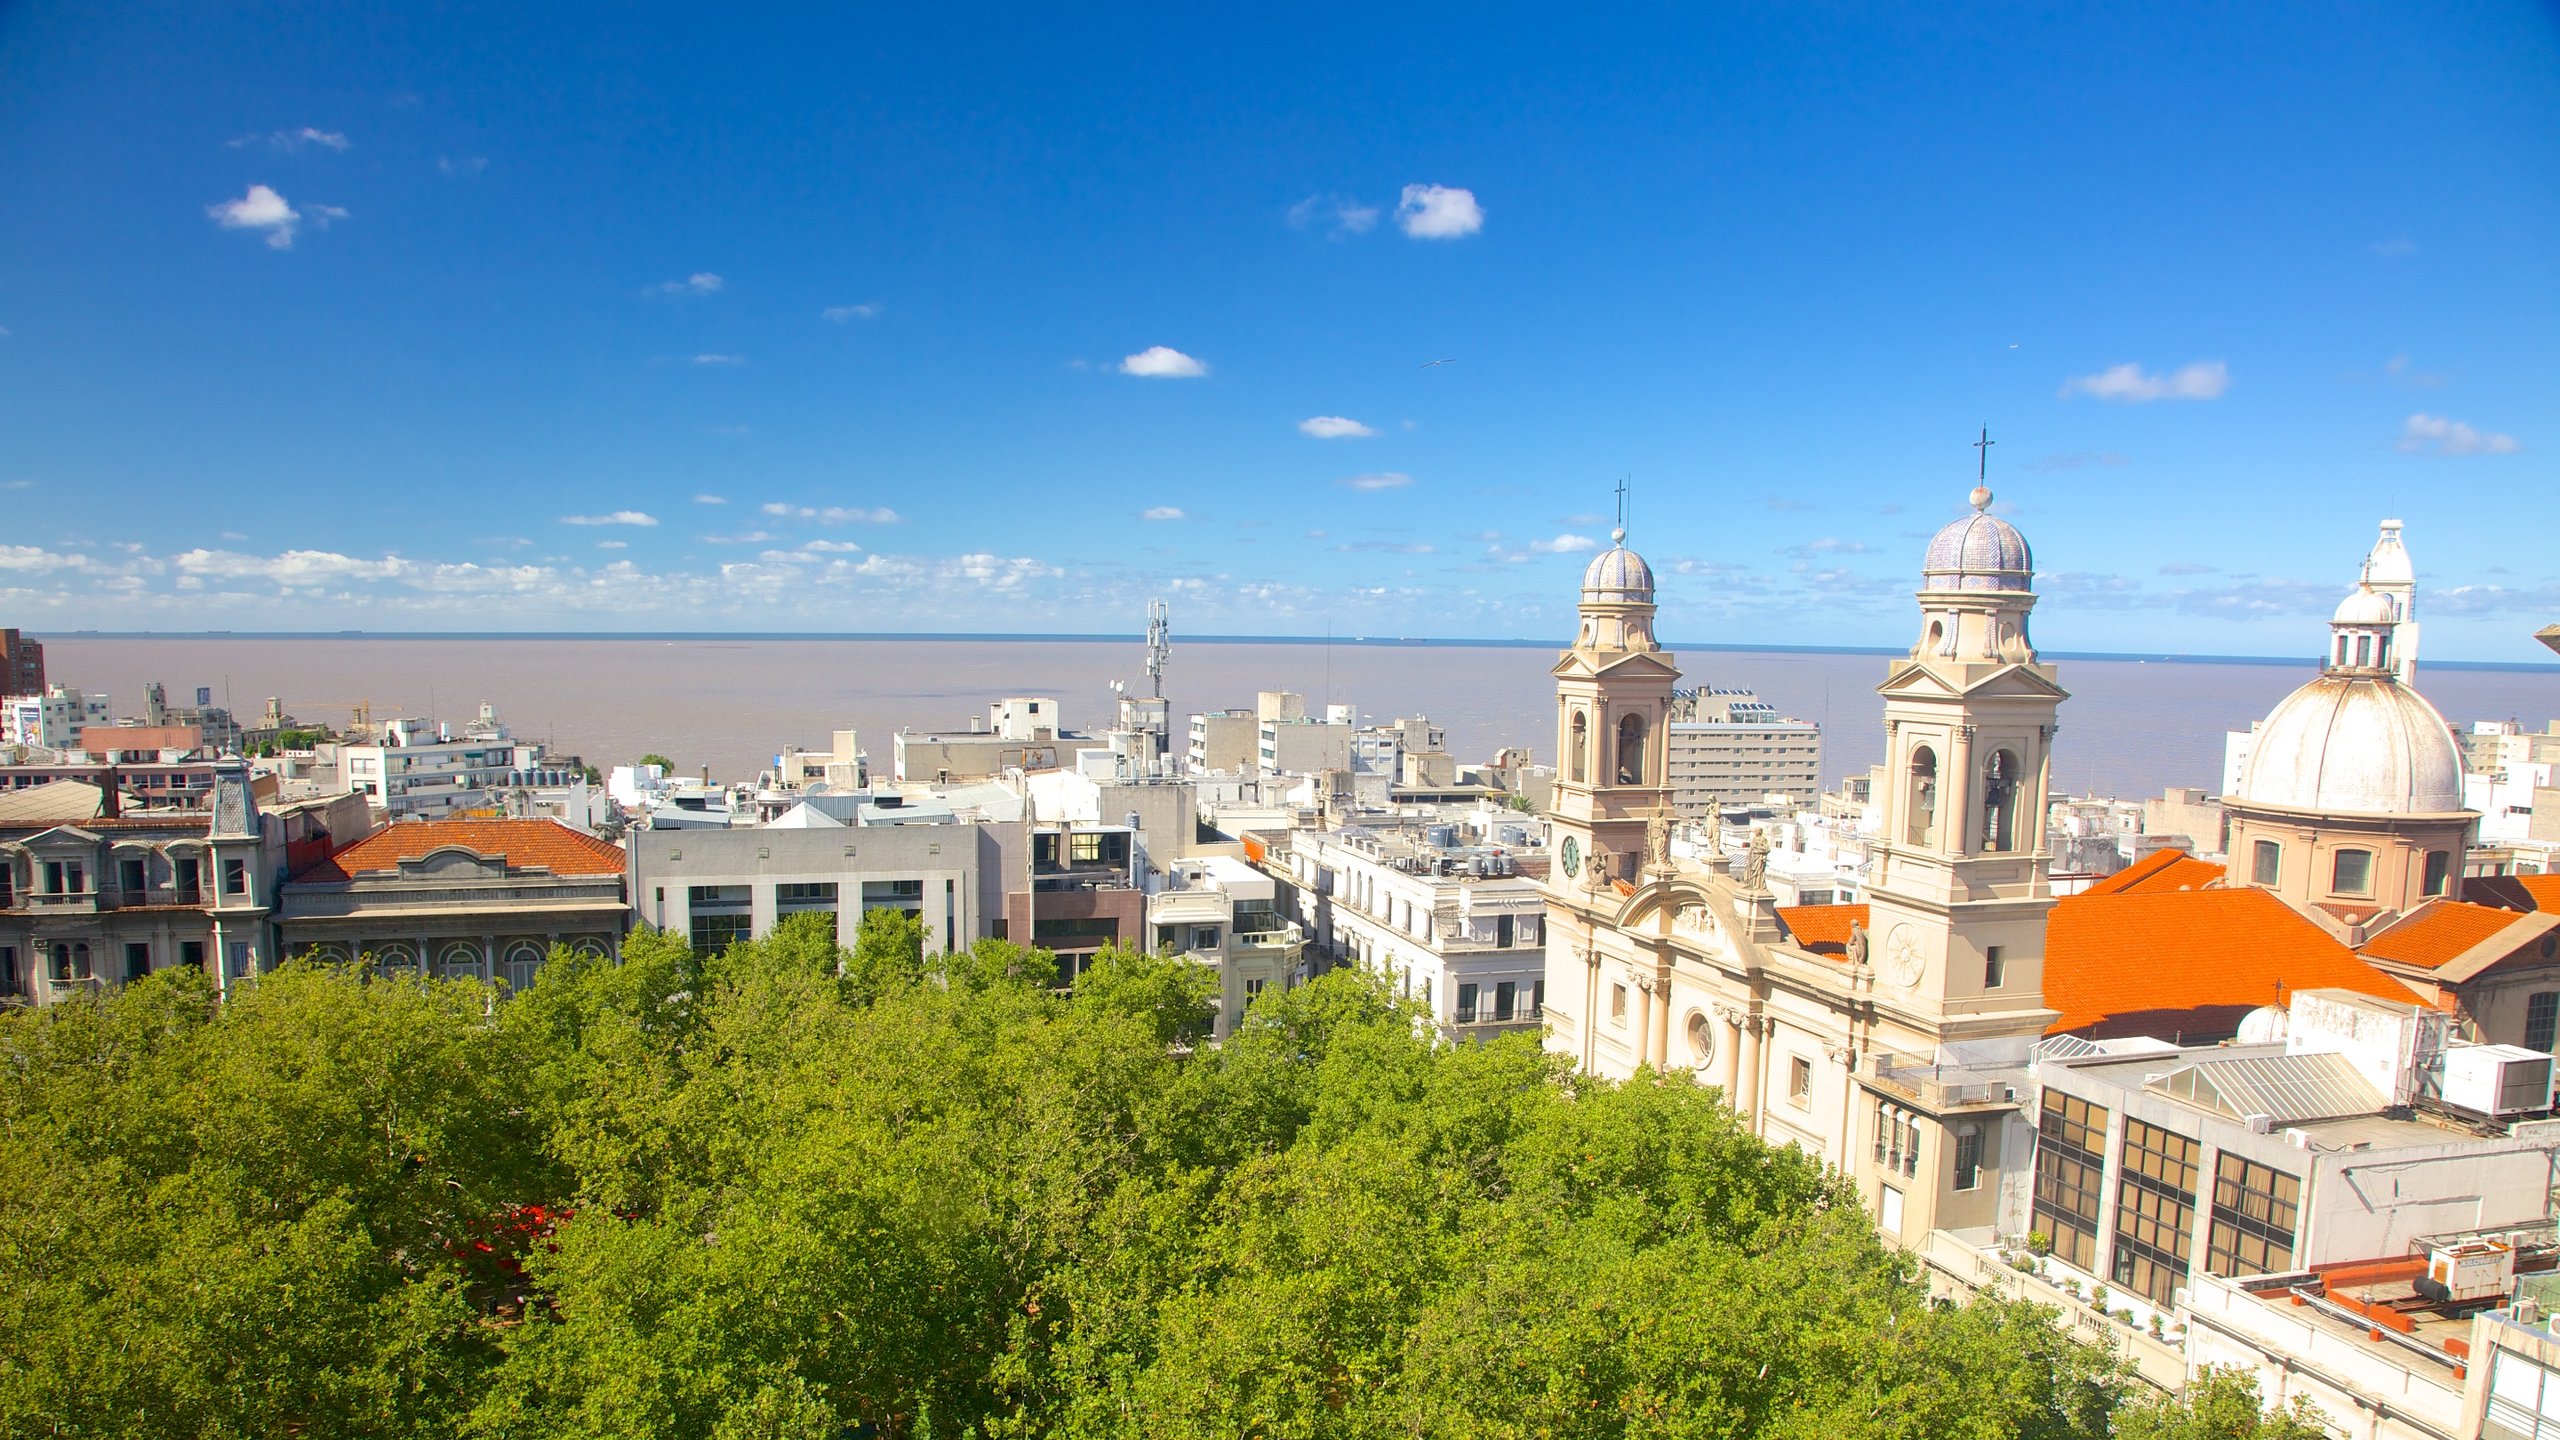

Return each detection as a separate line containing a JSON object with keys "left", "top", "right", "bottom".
{"left": 1559, "top": 835, "right": 1582, "bottom": 877}
{"left": 1883, "top": 923, "right": 1926, "bottom": 987}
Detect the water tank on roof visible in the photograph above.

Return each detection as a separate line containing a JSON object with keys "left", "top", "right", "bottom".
{"left": 1424, "top": 823, "right": 1457, "bottom": 849}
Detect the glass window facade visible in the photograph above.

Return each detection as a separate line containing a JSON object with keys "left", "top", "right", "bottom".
{"left": 2204, "top": 1153, "right": 2300, "bottom": 1279}
{"left": 2109, "top": 1120, "right": 2200, "bottom": 1307}
{"left": 2031, "top": 1091, "right": 2108, "bottom": 1271}
{"left": 2527, "top": 992, "right": 2558, "bottom": 1054}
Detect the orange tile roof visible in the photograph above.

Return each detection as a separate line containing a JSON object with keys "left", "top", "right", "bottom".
{"left": 1776, "top": 903, "right": 1869, "bottom": 956}
{"left": 2360, "top": 899, "right": 2534, "bottom": 971}
{"left": 296, "top": 818, "right": 626, "bottom": 883}
{"left": 2081, "top": 848, "right": 2226, "bottom": 897}
{"left": 2044, "top": 884, "right": 2419, "bottom": 1040}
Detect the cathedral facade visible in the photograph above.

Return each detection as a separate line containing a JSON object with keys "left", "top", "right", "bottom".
{"left": 1540, "top": 486, "right": 2062, "bottom": 1250}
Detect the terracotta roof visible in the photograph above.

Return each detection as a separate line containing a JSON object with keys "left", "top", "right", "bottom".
{"left": 2079, "top": 848, "right": 2227, "bottom": 897}
{"left": 2360, "top": 899, "right": 2535, "bottom": 971}
{"left": 2044, "top": 885, "right": 2418, "bottom": 1040}
{"left": 296, "top": 818, "right": 625, "bottom": 882}
{"left": 1776, "top": 903, "right": 1868, "bottom": 956}
{"left": 2468, "top": 873, "right": 2560, "bottom": 915}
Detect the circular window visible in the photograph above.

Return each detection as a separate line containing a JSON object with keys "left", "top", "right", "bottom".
{"left": 1686, "top": 1010, "right": 1715, "bottom": 1063}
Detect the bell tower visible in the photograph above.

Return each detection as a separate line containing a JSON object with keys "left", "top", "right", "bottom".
{"left": 1548, "top": 523, "right": 1677, "bottom": 891}
{"left": 1863, "top": 477, "right": 2065, "bottom": 1031}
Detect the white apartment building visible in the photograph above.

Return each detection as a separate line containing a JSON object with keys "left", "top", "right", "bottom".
{"left": 1147, "top": 853, "right": 1306, "bottom": 1039}
{"left": 1276, "top": 825, "right": 1547, "bottom": 1042}
{"left": 1, "top": 687, "right": 113, "bottom": 752}
{"left": 1665, "top": 687, "right": 1822, "bottom": 819}
{"left": 2466, "top": 721, "right": 2560, "bottom": 859}
{"left": 1185, "top": 709, "right": 1259, "bottom": 775}
{"left": 339, "top": 704, "right": 584, "bottom": 821}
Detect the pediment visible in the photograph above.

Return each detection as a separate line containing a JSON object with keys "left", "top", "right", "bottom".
{"left": 20, "top": 825, "right": 102, "bottom": 850}
{"left": 1553, "top": 649, "right": 1682, "bottom": 681}
{"left": 1879, "top": 660, "right": 2068, "bottom": 702}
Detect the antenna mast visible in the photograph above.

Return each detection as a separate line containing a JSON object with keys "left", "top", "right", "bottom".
{"left": 1145, "top": 598, "right": 1170, "bottom": 699}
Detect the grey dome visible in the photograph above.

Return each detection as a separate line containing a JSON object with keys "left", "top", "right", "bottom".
{"left": 1582, "top": 529, "right": 1656, "bottom": 603}
{"left": 2332, "top": 585, "right": 2396, "bottom": 626}
{"left": 1922, "top": 498, "right": 2033, "bottom": 594}
{"left": 2234, "top": 675, "right": 2465, "bottom": 816}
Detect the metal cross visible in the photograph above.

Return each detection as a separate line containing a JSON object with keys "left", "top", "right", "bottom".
{"left": 1973, "top": 426, "right": 1995, "bottom": 482}
{"left": 1614, "top": 475, "right": 1629, "bottom": 533}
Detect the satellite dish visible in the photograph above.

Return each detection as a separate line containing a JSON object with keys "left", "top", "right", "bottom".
{"left": 2235, "top": 1006, "right": 2288, "bottom": 1045}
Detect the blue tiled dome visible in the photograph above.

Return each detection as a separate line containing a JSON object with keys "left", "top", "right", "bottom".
{"left": 1921, "top": 488, "right": 2032, "bottom": 593}
{"left": 1581, "top": 529, "right": 1655, "bottom": 603}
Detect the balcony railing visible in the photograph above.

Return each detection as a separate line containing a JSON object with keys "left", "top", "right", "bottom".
{"left": 1864, "top": 1051, "right": 2025, "bottom": 1111}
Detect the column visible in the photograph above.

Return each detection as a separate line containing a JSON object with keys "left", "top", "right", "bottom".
{"left": 1947, "top": 724, "right": 1977, "bottom": 858}
{"left": 1735, "top": 1011, "right": 1763, "bottom": 1119}
{"left": 1650, "top": 958, "right": 1673, "bottom": 1069}
{"left": 480, "top": 934, "right": 497, "bottom": 983}
{"left": 1718, "top": 1006, "right": 1743, "bottom": 1099}
{"left": 1631, "top": 970, "right": 1653, "bottom": 1072}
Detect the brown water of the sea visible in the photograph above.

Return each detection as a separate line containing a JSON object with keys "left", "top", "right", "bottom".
{"left": 41, "top": 635, "right": 2560, "bottom": 802}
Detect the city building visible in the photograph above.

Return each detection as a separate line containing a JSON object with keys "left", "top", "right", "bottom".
{"left": 632, "top": 812, "right": 1001, "bottom": 958}
{"left": 338, "top": 704, "right": 588, "bottom": 822}
{"left": 1665, "top": 687, "right": 1823, "bottom": 818}
{"left": 1148, "top": 853, "right": 1305, "bottom": 1038}
{"left": 770, "top": 728, "right": 868, "bottom": 791}
{"left": 2, "top": 686, "right": 112, "bottom": 752}
{"left": 277, "top": 818, "right": 630, "bottom": 986}
{"left": 1185, "top": 708, "right": 1259, "bottom": 775}
{"left": 1276, "top": 822, "right": 1547, "bottom": 1042}
{"left": 893, "top": 697, "right": 1082, "bottom": 783}
{"left": 1256, "top": 691, "right": 1356, "bottom": 778}
{"left": 0, "top": 763, "right": 367, "bottom": 1004}
{"left": 0, "top": 629, "right": 43, "bottom": 697}
{"left": 2357, "top": 897, "right": 2560, "bottom": 1052}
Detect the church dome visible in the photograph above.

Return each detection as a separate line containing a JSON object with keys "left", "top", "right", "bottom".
{"left": 1921, "top": 487, "right": 2032, "bottom": 593}
{"left": 2234, "top": 675, "right": 2464, "bottom": 816}
{"left": 2333, "top": 585, "right": 2396, "bottom": 626}
{"left": 1582, "top": 529, "right": 1656, "bottom": 604}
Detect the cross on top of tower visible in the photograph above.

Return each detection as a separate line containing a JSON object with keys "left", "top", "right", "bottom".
{"left": 1970, "top": 426, "right": 1995, "bottom": 510}
{"left": 1613, "top": 475, "right": 1629, "bottom": 544}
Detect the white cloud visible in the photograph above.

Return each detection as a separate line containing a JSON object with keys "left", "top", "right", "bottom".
{"left": 1287, "top": 194, "right": 1380, "bottom": 237}
{"left": 650, "top": 272, "right": 724, "bottom": 297}
{"left": 1395, "top": 183, "right": 1483, "bottom": 239}
{"left": 438, "top": 155, "right": 489, "bottom": 177}
{"left": 0, "top": 545, "right": 97, "bottom": 573}
{"left": 1339, "top": 471, "right": 1414, "bottom": 491}
{"left": 821, "top": 303, "right": 879, "bottom": 322}
{"left": 693, "top": 493, "right": 727, "bottom": 505}
{"left": 206, "top": 184, "right": 303, "bottom": 249}
{"left": 559, "top": 511, "right": 660, "bottom": 527}
{"left": 801, "top": 539, "right": 863, "bottom": 553}
{"left": 1142, "top": 506, "right": 1186, "bottom": 521}
{"left": 693, "top": 353, "right": 745, "bottom": 366}
{"left": 760, "top": 502, "right": 901, "bottom": 524}
{"left": 307, "top": 203, "right": 349, "bottom": 228}
{"left": 2059, "top": 359, "right": 2229, "bottom": 403}
{"left": 1298, "top": 415, "right": 1377, "bottom": 439}
{"left": 1118, "top": 345, "right": 1208, "bottom": 378}
{"left": 235, "top": 127, "right": 349, "bottom": 153}
{"left": 596, "top": 539, "right": 629, "bottom": 550}
{"left": 704, "top": 531, "right": 776, "bottom": 545}
{"left": 2398, "top": 413, "right": 2520, "bottom": 456}
{"left": 1529, "top": 534, "right": 1600, "bottom": 554}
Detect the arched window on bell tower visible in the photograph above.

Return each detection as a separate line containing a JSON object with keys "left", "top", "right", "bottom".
{"left": 1569, "top": 711, "right": 1588, "bottom": 784}
{"left": 1906, "top": 746, "right": 1938, "bottom": 846}
{"left": 1616, "top": 713, "right": 1647, "bottom": 784}
{"left": 1983, "top": 749, "right": 2020, "bottom": 853}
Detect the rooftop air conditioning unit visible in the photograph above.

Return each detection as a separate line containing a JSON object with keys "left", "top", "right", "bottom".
{"left": 2441, "top": 1044, "right": 2558, "bottom": 1120}
{"left": 2243, "top": 1113, "right": 2275, "bottom": 1135}
{"left": 2415, "top": 1241, "right": 2515, "bottom": 1306}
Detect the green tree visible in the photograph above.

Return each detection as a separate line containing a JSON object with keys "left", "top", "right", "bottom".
{"left": 844, "top": 906, "right": 928, "bottom": 1002}
{"left": 2113, "top": 1367, "right": 2328, "bottom": 1440}
{"left": 639, "top": 752, "right": 676, "bottom": 772}
{"left": 1070, "top": 941, "right": 1218, "bottom": 1046}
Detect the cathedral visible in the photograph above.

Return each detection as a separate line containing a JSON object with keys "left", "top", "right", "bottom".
{"left": 1536, "top": 473, "right": 2556, "bottom": 1258}
{"left": 1541, "top": 482, "right": 2061, "bottom": 1249}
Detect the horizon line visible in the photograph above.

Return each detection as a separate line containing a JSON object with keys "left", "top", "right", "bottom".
{"left": 31, "top": 629, "right": 2560, "bottom": 674}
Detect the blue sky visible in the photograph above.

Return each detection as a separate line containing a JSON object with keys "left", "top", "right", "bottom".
{"left": 1, "top": 3, "right": 2555, "bottom": 659}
